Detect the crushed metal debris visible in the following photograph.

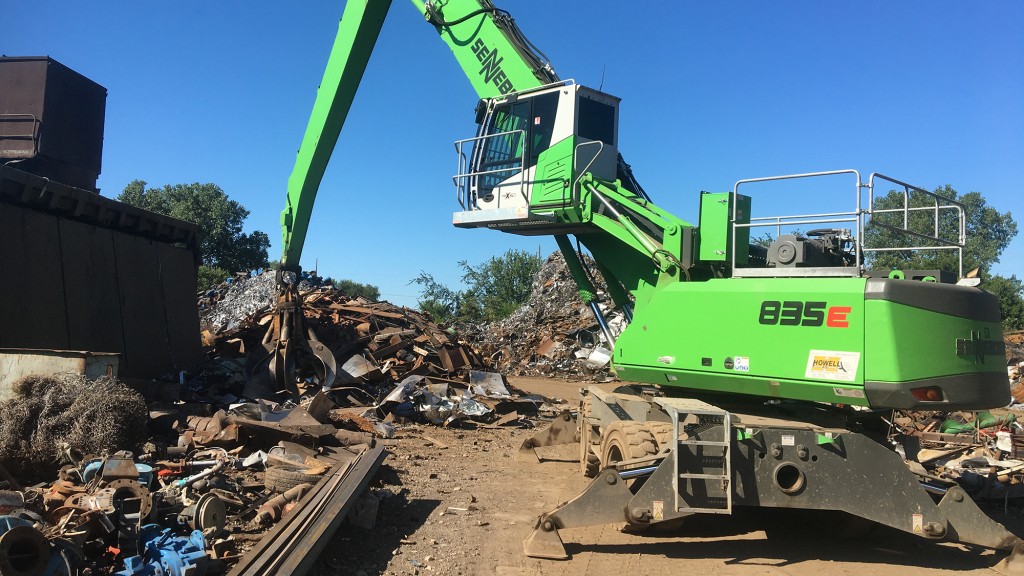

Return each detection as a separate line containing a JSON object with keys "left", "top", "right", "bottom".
{"left": 459, "top": 252, "right": 623, "bottom": 381}
{"left": 194, "top": 270, "right": 565, "bottom": 428}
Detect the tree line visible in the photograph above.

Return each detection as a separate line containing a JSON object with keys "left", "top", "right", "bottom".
{"left": 117, "top": 180, "right": 1022, "bottom": 329}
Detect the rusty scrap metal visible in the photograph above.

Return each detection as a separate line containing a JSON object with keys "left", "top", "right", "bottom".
{"left": 228, "top": 445, "right": 386, "bottom": 576}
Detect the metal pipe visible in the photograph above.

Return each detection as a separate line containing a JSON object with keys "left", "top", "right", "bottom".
{"left": 619, "top": 466, "right": 658, "bottom": 479}
{"left": 176, "top": 458, "right": 226, "bottom": 488}
{"left": 589, "top": 301, "right": 616, "bottom": 350}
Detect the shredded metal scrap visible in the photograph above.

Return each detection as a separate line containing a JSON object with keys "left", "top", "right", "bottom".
{"left": 0, "top": 374, "right": 148, "bottom": 478}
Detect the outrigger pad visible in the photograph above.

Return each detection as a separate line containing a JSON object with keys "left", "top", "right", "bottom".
{"left": 939, "top": 486, "right": 1022, "bottom": 550}
{"left": 517, "top": 410, "right": 577, "bottom": 462}
{"left": 523, "top": 469, "right": 637, "bottom": 559}
{"left": 996, "top": 541, "right": 1024, "bottom": 575}
{"left": 523, "top": 518, "right": 569, "bottom": 560}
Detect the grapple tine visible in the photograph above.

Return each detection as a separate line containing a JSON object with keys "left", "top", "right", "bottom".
{"left": 244, "top": 269, "right": 336, "bottom": 402}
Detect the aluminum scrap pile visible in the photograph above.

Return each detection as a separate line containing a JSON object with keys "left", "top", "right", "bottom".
{"left": 460, "top": 251, "right": 624, "bottom": 380}
{"left": 195, "top": 272, "right": 561, "bottom": 429}
{"left": 198, "top": 270, "right": 318, "bottom": 334}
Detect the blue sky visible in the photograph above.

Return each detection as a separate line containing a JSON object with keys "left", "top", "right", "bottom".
{"left": 5, "top": 1, "right": 1022, "bottom": 307}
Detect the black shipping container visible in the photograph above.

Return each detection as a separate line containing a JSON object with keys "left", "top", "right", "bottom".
{"left": 0, "top": 56, "right": 106, "bottom": 191}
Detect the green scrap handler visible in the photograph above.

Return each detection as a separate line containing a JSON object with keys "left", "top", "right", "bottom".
{"left": 263, "top": 0, "right": 1018, "bottom": 562}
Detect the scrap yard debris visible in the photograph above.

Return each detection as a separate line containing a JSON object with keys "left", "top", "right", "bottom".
{"left": 0, "top": 373, "right": 386, "bottom": 576}
{"left": 460, "top": 252, "right": 624, "bottom": 380}
{"left": 1008, "top": 330, "right": 1024, "bottom": 403}
{"left": 195, "top": 270, "right": 565, "bottom": 429}
{"left": 0, "top": 274, "right": 568, "bottom": 576}
{"left": 0, "top": 374, "right": 148, "bottom": 477}
{"left": 892, "top": 334, "right": 1024, "bottom": 503}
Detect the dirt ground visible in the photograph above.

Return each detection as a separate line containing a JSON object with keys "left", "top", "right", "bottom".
{"left": 315, "top": 377, "right": 1015, "bottom": 576}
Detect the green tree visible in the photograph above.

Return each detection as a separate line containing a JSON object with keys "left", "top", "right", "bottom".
{"left": 864, "top": 185, "right": 1021, "bottom": 327}
{"left": 986, "top": 275, "right": 1024, "bottom": 330}
{"left": 412, "top": 249, "right": 541, "bottom": 323}
{"left": 333, "top": 279, "right": 380, "bottom": 301}
{"left": 461, "top": 249, "right": 541, "bottom": 321}
{"left": 119, "top": 180, "right": 270, "bottom": 289}
{"left": 197, "top": 266, "right": 231, "bottom": 292}
{"left": 864, "top": 185, "right": 1017, "bottom": 275}
{"left": 411, "top": 271, "right": 467, "bottom": 324}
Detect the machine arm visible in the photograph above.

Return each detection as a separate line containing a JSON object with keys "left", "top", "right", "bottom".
{"left": 262, "top": 0, "right": 562, "bottom": 398}
{"left": 414, "top": 0, "right": 558, "bottom": 98}
{"left": 279, "top": 0, "right": 558, "bottom": 270}
{"left": 279, "top": 0, "right": 392, "bottom": 270}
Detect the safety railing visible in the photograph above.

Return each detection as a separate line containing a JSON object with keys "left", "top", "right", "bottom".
{"left": 453, "top": 128, "right": 528, "bottom": 211}
{"left": 0, "top": 114, "right": 41, "bottom": 158}
{"left": 730, "top": 169, "right": 966, "bottom": 278}
{"left": 571, "top": 140, "right": 604, "bottom": 206}
{"left": 865, "top": 173, "right": 965, "bottom": 277}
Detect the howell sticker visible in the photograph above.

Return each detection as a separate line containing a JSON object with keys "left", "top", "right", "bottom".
{"left": 805, "top": 350, "right": 860, "bottom": 382}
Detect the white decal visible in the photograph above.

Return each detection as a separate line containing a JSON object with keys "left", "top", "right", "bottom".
{"left": 734, "top": 356, "right": 750, "bottom": 372}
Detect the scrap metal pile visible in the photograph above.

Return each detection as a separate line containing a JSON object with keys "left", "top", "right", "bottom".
{"left": 1007, "top": 330, "right": 1024, "bottom": 404}
{"left": 893, "top": 408, "right": 1024, "bottom": 501}
{"left": 459, "top": 252, "right": 624, "bottom": 380}
{"left": 892, "top": 330, "right": 1024, "bottom": 503}
{"left": 0, "top": 372, "right": 385, "bottom": 576}
{"left": 0, "top": 272, "right": 571, "bottom": 576}
{"left": 196, "top": 271, "right": 563, "bottom": 430}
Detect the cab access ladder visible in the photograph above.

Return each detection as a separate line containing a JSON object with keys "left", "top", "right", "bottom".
{"left": 656, "top": 397, "right": 733, "bottom": 514}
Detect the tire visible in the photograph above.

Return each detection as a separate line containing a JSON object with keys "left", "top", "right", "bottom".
{"left": 600, "top": 421, "right": 656, "bottom": 471}
{"left": 644, "top": 422, "right": 675, "bottom": 456}
{"left": 264, "top": 466, "right": 324, "bottom": 493}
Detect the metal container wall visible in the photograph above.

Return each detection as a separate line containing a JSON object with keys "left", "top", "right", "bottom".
{"left": 0, "top": 166, "right": 202, "bottom": 379}
{"left": 0, "top": 56, "right": 106, "bottom": 191}
{"left": 0, "top": 349, "right": 120, "bottom": 400}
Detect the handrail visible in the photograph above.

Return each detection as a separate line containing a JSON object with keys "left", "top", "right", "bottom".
{"left": 866, "top": 172, "right": 965, "bottom": 276}
{"left": 571, "top": 140, "right": 605, "bottom": 206}
{"left": 731, "top": 170, "right": 862, "bottom": 273}
{"left": 0, "top": 114, "right": 41, "bottom": 157}
{"left": 726, "top": 169, "right": 967, "bottom": 278}
{"left": 452, "top": 128, "right": 528, "bottom": 210}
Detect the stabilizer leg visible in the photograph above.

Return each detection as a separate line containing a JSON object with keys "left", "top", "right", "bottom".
{"left": 523, "top": 469, "right": 633, "bottom": 559}
{"left": 517, "top": 410, "right": 578, "bottom": 462}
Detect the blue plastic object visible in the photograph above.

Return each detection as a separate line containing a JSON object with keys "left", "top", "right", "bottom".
{"left": 114, "top": 525, "right": 207, "bottom": 576}
{"left": 81, "top": 460, "right": 152, "bottom": 487}
{"left": 0, "top": 514, "right": 32, "bottom": 534}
